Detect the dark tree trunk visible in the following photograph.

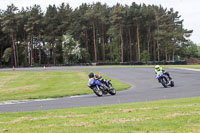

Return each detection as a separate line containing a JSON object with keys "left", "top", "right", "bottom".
{"left": 53, "top": 43, "right": 56, "bottom": 65}
{"left": 157, "top": 40, "right": 160, "bottom": 61}
{"left": 153, "top": 39, "right": 156, "bottom": 61}
{"left": 101, "top": 25, "right": 105, "bottom": 62}
{"left": 128, "top": 28, "right": 132, "bottom": 62}
{"left": 38, "top": 34, "right": 41, "bottom": 65}
{"left": 120, "top": 24, "right": 124, "bottom": 62}
{"left": 147, "top": 26, "right": 151, "bottom": 54}
{"left": 85, "top": 30, "right": 89, "bottom": 52}
{"left": 30, "top": 36, "right": 34, "bottom": 65}
{"left": 93, "top": 22, "right": 97, "bottom": 62}
{"left": 136, "top": 23, "right": 140, "bottom": 61}
{"left": 24, "top": 44, "right": 28, "bottom": 66}
{"left": 11, "top": 34, "right": 17, "bottom": 67}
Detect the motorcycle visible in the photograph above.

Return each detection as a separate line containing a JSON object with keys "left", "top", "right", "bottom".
{"left": 89, "top": 79, "right": 116, "bottom": 97}
{"left": 156, "top": 71, "right": 174, "bottom": 88}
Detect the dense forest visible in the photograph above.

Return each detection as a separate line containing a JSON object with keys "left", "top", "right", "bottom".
{"left": 0, "top": 2, "right": 199, "bottom": 67}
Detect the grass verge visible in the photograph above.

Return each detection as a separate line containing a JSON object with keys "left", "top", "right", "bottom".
{"left": 94, "top": 64, "right": 200, "bottom": 69}
{"left": 163, "top": 65, "right": 200, "bottom": 69}
{"left": 139, "top": 65, "right": 200, "bottom": 69}
{"left": 0, "top": 71, "right": 130, "bottom": 102}
{"left": 50, "top": 65, "right": 200, "bottom": 69}
{"left": 0, "top": 97, "right": 200, "bottom": 132}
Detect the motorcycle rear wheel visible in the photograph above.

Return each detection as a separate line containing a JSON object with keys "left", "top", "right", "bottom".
{"left": 170, "top": 81, "right": 175, "bottom": 87}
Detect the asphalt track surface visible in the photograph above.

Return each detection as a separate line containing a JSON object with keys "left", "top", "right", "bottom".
{"left": 0, "top": 67, "right": 200, "bottom": 113}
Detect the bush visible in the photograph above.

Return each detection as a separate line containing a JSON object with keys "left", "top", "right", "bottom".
{"left": 140, "top": 50, "right": 150, "bottom": 62}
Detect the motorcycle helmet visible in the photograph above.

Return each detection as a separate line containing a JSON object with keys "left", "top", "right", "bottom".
{"left": 95, "top": 74, "right": 100, "bottom": 78}
{"left": 155, "top": 65, "right": 160, "bottom": 70}
{"left": 88, "top": 72, "right": 94, "bottom": 78}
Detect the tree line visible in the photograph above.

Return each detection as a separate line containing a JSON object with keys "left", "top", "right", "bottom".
{"left": 0, "top": 2, "right": 197, "bottom": 67}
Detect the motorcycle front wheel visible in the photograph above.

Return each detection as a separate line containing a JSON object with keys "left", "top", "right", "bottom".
{"left": 93, "top": 86, "right": 103, "bottom": 97}
{"left": 161, "top": 77, "right": 168, "bottom": 88}
{"left": 108, "top": 83, "right": 116, "bottom": 95}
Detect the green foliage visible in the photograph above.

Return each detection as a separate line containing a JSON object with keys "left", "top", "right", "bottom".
{"left": 185, "top": 41, "right": 199, "bottom": 58}
{"left": 0, "top": 2, "right": 194, "bottom": 66}
{"left": 140, "top": 50, "right": 150, "bottom": 62}
{"left": 107, "top": 27, "right": 121, "bottom": 63}
{"left": 197, "top": 45, "right": 200, "bottom": 57}
{"left": 2, "top": 47, "right": 12, "bottom": 62}
{"left": 62, "top": 34, "right": 90, "bottom": 64}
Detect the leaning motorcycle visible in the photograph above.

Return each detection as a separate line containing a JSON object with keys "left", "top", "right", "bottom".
{"left": 156, "top": 71, "right": 174, "bottom": 88}
{"left": 89, "top": 79, "right": 116, "bottom": 97}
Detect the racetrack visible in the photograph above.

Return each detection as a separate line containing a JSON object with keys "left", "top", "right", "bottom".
{"left": 0, "top": 67, "right": 200, "bottom": 113}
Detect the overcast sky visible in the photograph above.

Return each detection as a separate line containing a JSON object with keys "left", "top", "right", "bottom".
{"left": 1, "top": 0, "right": 200, "bottom": 44}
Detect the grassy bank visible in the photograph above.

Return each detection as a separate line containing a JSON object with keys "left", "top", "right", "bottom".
{"left": 56, "top": 65, "right": 200, "bottom": 69}
{"left": 103, "top": 64, "right": 200, "bottom": 69}
{"left": 0, "top": 97, "right": 200, "bottom": 132}
{"left": 0, "top": 71, "right": 130, "bottom": 102}
{"left": 163, "top": 64, "right": 200, "bottom": 69}
{"left": 141, "top": 65, "right": 200, "bottom": 69}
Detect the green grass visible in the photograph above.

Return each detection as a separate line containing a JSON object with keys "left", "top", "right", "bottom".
{"left": 51, "top": 64, "right": 200, "bottom": 69}
{"left": 163, "top": 64, "right": 200, "bottom": 69}
{"left": 98, "top": 64, "right": 200, "bottom": 69}
{"left": 0, "top": 71, "right": 130, "bottom": 102}
{"left": 133, "top": 64, "right": 200, "bottom": 69}
{"left": 0, "top": 97, "right": 200, "bottom": 133}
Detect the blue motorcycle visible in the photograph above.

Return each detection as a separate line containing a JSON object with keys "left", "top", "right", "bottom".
{"left": 88, "top": 78, "right": 116, "bottom": 97}
{"left": 156, "top": 71, "right": 174, "bottom": 88}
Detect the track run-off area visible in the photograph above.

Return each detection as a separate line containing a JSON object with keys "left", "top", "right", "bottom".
{"left": 0, "top": 66, "right": 200, "bottom": 113}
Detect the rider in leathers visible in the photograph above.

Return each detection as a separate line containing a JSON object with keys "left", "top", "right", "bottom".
{"left": 88, "top": 72, "right": 108, "bottom": 90}
{"left": 155, "top": 65, "right": 172, "bottom": 82}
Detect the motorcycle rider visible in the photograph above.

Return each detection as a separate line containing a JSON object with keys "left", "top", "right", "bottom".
{"left": 155, "top": 65, "right": 172, "bottom": 82}
{"left": 88, "top": 72, "right": 102, "bottom": 89}
{"left": 88, "top": 72, "right": 109, "bottom": 90}
{"left": 94, "top": 74, "right": 102, "bottom": 80}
